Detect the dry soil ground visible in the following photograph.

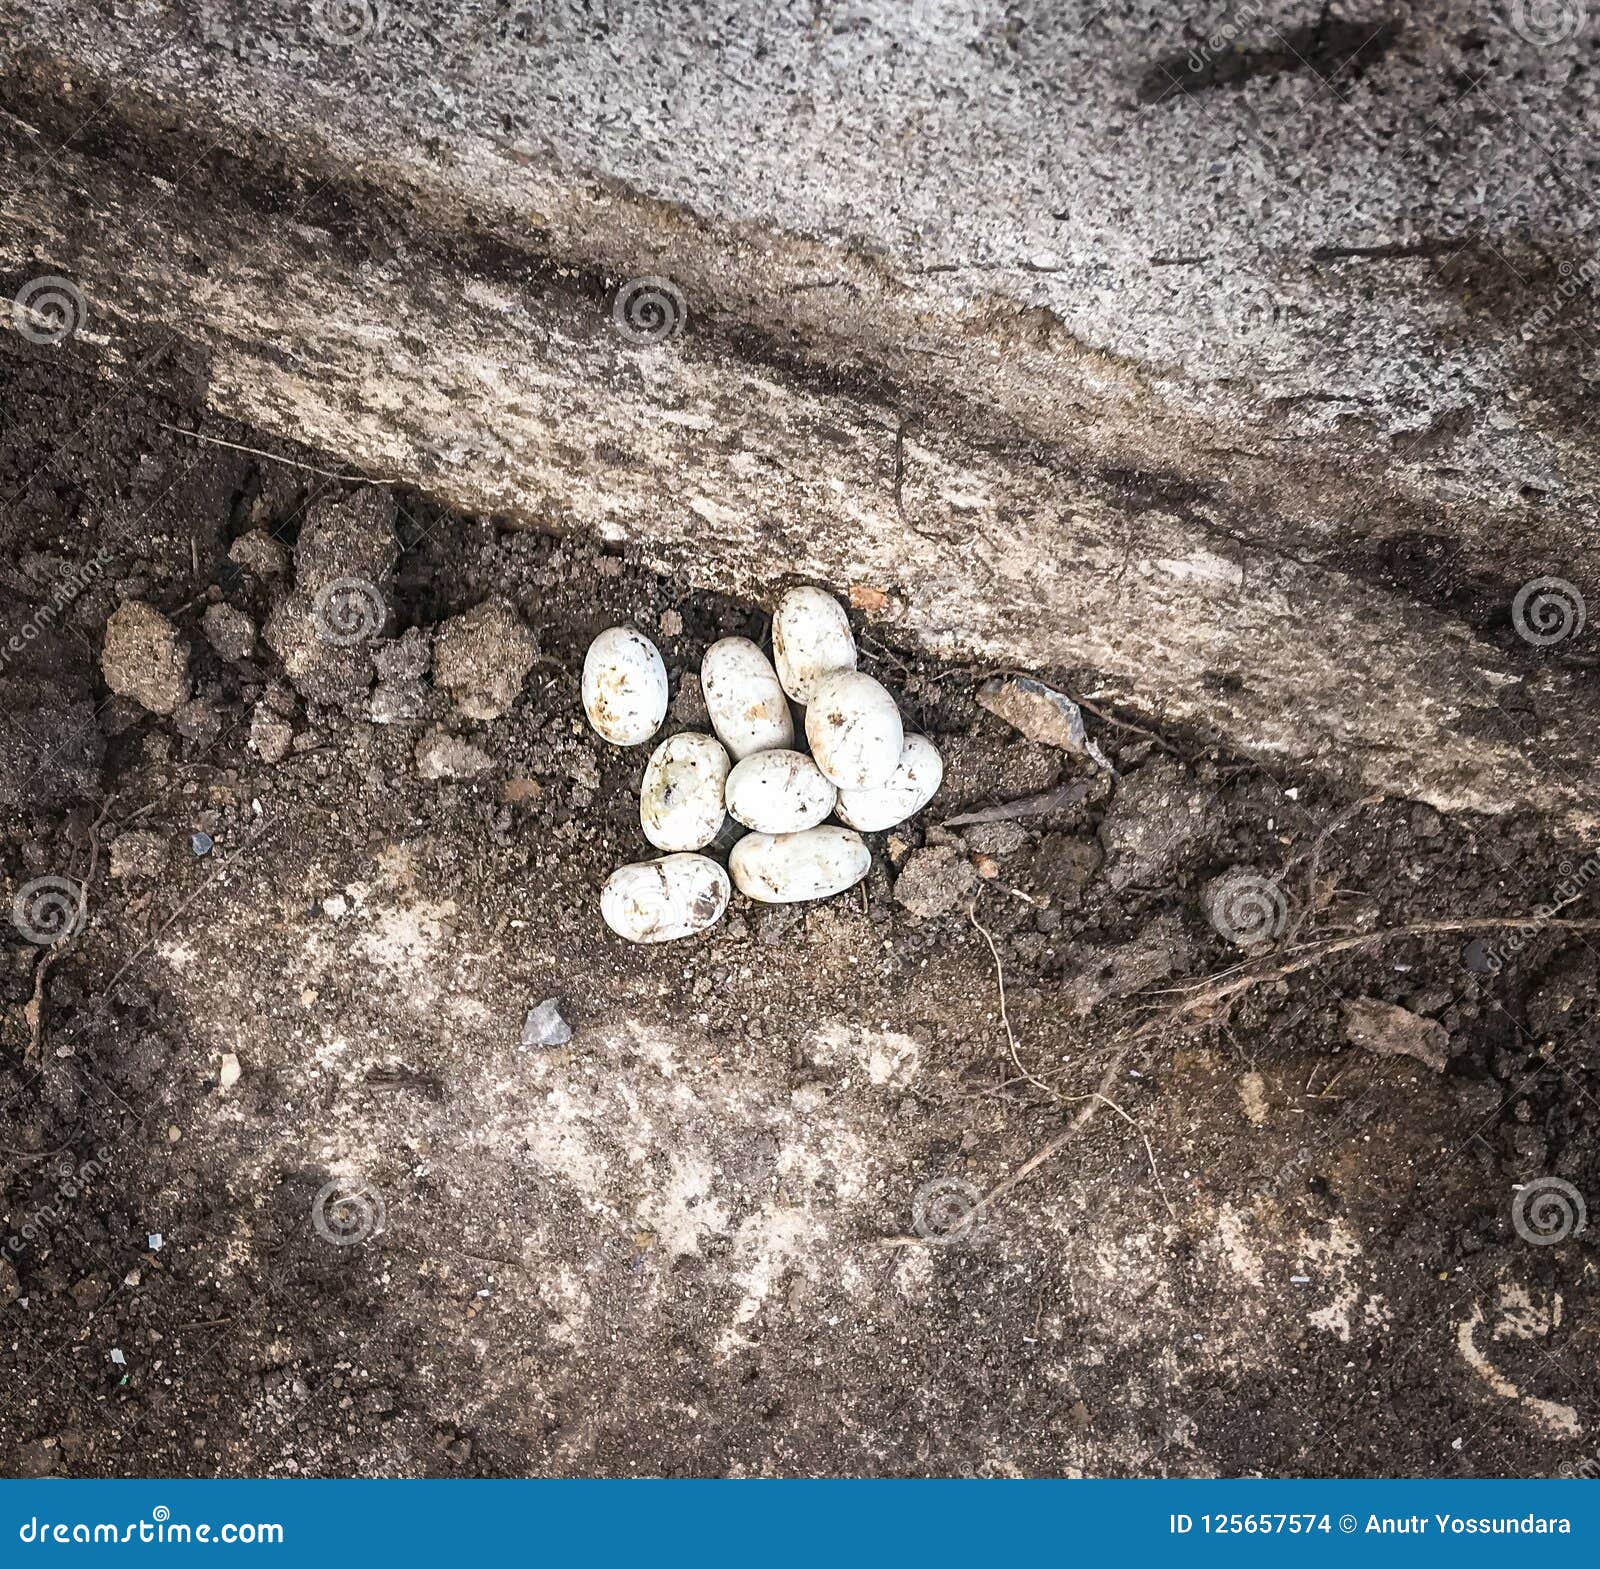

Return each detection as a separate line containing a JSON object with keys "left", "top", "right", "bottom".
{"left": 0, "top": 338, "right": 1596, "bottom": 1477}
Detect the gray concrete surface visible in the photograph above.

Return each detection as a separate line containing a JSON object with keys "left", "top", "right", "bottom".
{"left": 2, "top": 1, "right": 1598, "bottom": 825}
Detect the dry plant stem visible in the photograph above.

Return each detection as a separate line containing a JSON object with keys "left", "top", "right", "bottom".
{"left": 967, "top": 902, "right": 1052, "bottom": 1099}
{"left": 876, "top": 906, "right": 1175, "bottom": 1248}
{"left": 23, "top": 796, "right": 113, "bottom": 1065}
{"left": 1165, "top": 915, "right": 1600, "bottom": 1018}
{"left": 156, "top": 422, "right": 392, "bottom": 484}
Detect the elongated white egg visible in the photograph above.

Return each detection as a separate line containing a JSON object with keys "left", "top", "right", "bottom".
{"left": 582, "top": 626, "right": 668, "bottom": 746}
{"left": 724, "top": 748, "right": 836, "bottom": 834}
{"left": 772, "top": 586, "right": 857, "bottom": 704}
{"left": 804, "top": 669, "right": 903, "bottom": 790}
{"left": 601, "top": 854, "right": 730, "bottom": 943}
{"left": 834, "top": 734, "right": 943, "bottom": 832}
{"left": 640, "top": 732, "right": 731, "bottom": 851}
{"left": 701, "top": 637, "right": 794, "bottom": 759}
{"left": 729, "top": 826, "right": 870, "bottom": 904}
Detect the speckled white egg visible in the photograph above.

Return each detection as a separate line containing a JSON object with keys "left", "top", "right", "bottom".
{"left": 834, "top": 733, "right": 943, "bottom": 832}
{"left": 701, "top": 637, "right": 794, "bottom": 760}
{"left": 600, "top": 853, "right": 730, "bottom": 943}
{"left": 772, "top": 586, "right": 857, "bottom": 704}
{"left": 582, "top": 626, "right": 668, "bottom": 746}
{"left": 804, "top": 669, "right": 904, "bottom": 791}
{"left": 640, "top": 732, "right": 731, "bottom": 851}
{"left": 724, "top": 748, "right": 836, "bottom": 834}
{"left": 729, "top": 826, "right": 871, "bottom": 904}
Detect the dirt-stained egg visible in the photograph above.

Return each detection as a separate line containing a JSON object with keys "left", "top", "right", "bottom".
{"left": 729, "top": 826, "right": 871, "bottom": 904}
{"left": 640, "top": 732, "right": 731, "bottom": 851}
{"left": 834, "top": 733, "right": 943, "bottom": 832}
{"left": 804, "top": 669, "right": 904, "bottom": 791}
{"left": 601, "top": 853, "right": 731, "bottom": 943}
{"left": 724, "top": 748, "right": 836, "bottom": 834}
{"left": 701, "top": 637, "right": 794, "bottom": 760}
{"left": 582, "top": 626, "right": 668, "bottom": 746}
{"left": 772, "top": 586, "right": 857, "bottom": 704}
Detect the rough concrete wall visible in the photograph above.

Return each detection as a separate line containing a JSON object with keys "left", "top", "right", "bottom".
{"left": 1, "top": 1, "right": 1597, "bottom": 826}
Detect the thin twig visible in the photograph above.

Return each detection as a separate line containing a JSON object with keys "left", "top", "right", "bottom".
{"left": 1159, "top": 915, "right": 1600, "bottom": 1020}
{"left": 968, "top": 902, "right": 1053, "bottom": 1099}
{"left": 878, "top": 909, "right": 1175, "bottom": 1247}
{"left": 154, "top": 422, "right": 393, "bottom": 484}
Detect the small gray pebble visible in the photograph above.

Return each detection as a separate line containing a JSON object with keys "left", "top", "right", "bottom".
{"left": 521, "top": 998, "right": 572, "bottom": 1048}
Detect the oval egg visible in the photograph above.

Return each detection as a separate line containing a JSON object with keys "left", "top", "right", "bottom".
{"left": 600, "top": 853, "right": 730, "bottom": 943}
{"left": 640, "top": 732, "right": 731, "bottom": 851}
{"left": 772, "top": 586, "right": 857, "bottom": 704}
{"left": 835, "top": 733, "right": 943, "bottom": 832}
{"left": 724, "top": 748, "right": 836, "bottom": 834}
{"left": 701, "top": 637, "right": 794, "bottom": 760}
{"left": 729, "top": 826, "right": 871, "bottom": 904}
{"left": 804, "top": 669, "right": 904, "bottom": 791}
{"left": 582, "top": 626, "right": 668, "bottom": 746}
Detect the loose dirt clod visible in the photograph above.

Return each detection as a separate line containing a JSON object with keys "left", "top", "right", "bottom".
{"left": 432, "top": 598, "right": 539, "bottom": 722}
{"left": 894, "top": 844, "right": 979, "bottom": 917}
{"left": 109, "top": 830, "right": 166, "bottom": 881}
{"left": 201, "top": 603, "right": 255, "bottom": 662}
{"left": 415, "top": 728, "right": 494, "bottom": 780}
{"left": 100, "top": 600, "right": 190, "bottom": 715}
{"left": 977, "top": 676, "right": 1113, "bottom": 772}
{"left": 1342, "top": 996, "right": 1450, "bottom": 1073}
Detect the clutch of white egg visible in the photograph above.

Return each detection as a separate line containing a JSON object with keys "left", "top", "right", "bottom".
{"left": 582, "top": 586, "right": 942, "bottom": 943}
